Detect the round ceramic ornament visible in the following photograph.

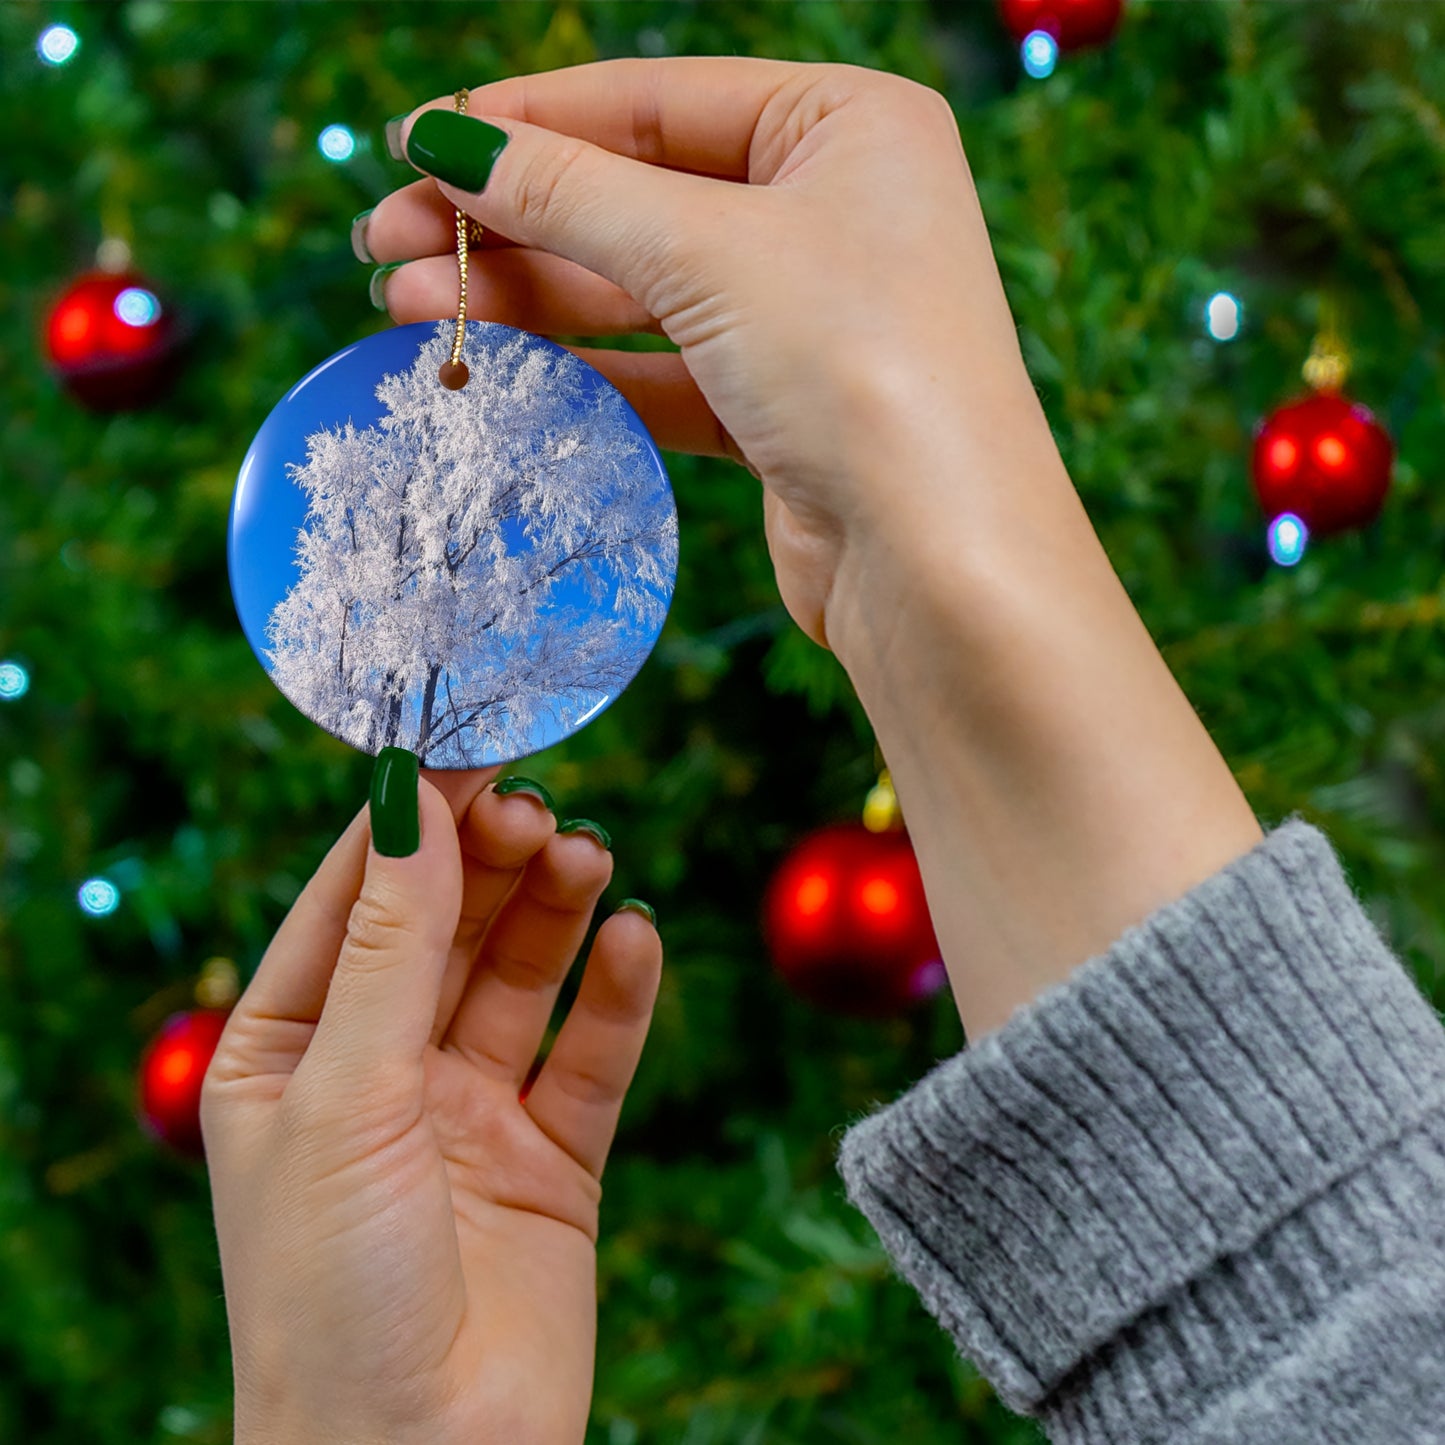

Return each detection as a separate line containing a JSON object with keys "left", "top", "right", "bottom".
{"left": 229, "top": 318, "right": 677, "bottom": 767}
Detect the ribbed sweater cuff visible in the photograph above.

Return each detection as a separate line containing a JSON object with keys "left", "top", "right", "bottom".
{"left": 836, "top": 817, "right": 1445, "bottom": 1421}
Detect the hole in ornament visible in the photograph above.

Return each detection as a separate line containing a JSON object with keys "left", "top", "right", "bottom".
{"left": 438, "top": 360, "right": 470, "bottom": 390}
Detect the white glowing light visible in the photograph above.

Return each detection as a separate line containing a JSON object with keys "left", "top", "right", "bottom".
{"left": 114, "top": 287, "right": 161, "bottom": 327}
{"left": 1267, "top": 512, "right": 1308, "bottom": 567}
{"left": 38, "top": 24, "right": 79, "bottom": 66}
{"left": 78, "top": 877, "right": 121, "bottom": 917}
{"left": 0, "top": 661, "right": 29, "bottom": 700}
{"left": 1022, "top": 30, "right": 1059, "bottom": 79}
{"left": 1205, "top": 291, "right": 1242, "bottom": 342}
{"left": 318, "top": 125, "right": 356, "bottom": 162}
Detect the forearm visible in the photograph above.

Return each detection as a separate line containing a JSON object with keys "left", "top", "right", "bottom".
{"left": 827, "top": 387, "right": 1262, "bottom": 1039}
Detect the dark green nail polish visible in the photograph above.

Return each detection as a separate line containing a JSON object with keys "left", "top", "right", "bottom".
{"left": 384, "top": 114, "right": 408, "bottom": 162}
{"left": 369, "top": 261, "right": 404, "bottom": 311}
{"left": 617, "top": 898, "right": 656, "bottom": 926}
{"left": 493, "top": 775, "right": 556, "bottom": 811}
{"left": 350, "top": 208, "right": 375, "bottom": 264}
{"left": 405, "top": 110, "right": 510, "bottom": 192}
{"left": 558, "top": 818, "right": 612, "bottom": 851}
{"left": 370, "top": 747, "right": 420, "bottom": 857}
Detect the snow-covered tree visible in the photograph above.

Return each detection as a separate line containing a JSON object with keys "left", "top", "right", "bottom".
{"left": 265, "top": 322, "right": 677, "bottom": 766}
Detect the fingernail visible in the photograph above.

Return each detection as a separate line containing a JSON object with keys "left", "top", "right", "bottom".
{"left": 616, "top": 898, "right": 656, "bottom": 926}
{"left": 405, "top": 110, "right": 510, "bottom": 192}
{"left": 370, "top": 747, "right": 420, "bottom": 857}
{"left": 369, "top": 261, "right": 404, "bottom": 311}
{"left": 384, "top": 114, "right": 408, "bottom": 162}
{"left": 350, "top": 208, "right": 375, "bottom": 264}
{"left": 557, "top": 818, "right": 612, "bottom": 851}
{"left": 493, "top": 775, "right": 556, "bottom": 812}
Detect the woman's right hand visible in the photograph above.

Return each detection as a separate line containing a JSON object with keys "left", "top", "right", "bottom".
{"left": 360, "top": 57, "right": 1064, "bottom": 660}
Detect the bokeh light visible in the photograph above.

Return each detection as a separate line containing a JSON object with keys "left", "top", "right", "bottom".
{"left": 0, "top": 661, "right": 29, "bottom": 700}
{"left": 1205, "top": 291, "right": 1242, "bottom": 341}
{"left": 37, "top": 24, "right": 79, "bottom": 66}
{"left": 78, "top": 878, "right": 121, "bottom": 917}
{"left": 114, "top": 287, "right": 162, "bottom": 328}
{"left": 318, "top": 124, "right": 356, "bottom": 162}
{"left": 858, "top": 876, "right": 900, "bottom": 918}
{"left": 1022, "top": 30, "right": 1059, "bottom": 79}
{"left": 1266, "top": 435, "right": 1298, "bottom": 476}
{"left": 1267, "top": 512, "right": 1308, "bottom": 567}
{"left": 794, "top": 872, "right": 831, "bottom": 918}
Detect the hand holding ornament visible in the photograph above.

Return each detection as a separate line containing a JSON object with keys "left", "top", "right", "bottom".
{"left": 367, "top": 57, "right": 1262, "bottom": 1041}
{"left": 203, "top": 765, "right": 660, "bottom": 1445}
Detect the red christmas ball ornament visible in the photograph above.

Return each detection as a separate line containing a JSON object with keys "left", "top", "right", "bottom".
{"left": 45, "top": 269, "right": 180, "bottom": 410}
{"left": 137, "top": 1009, "right": 230, "bottom": 1157}
{"left": 1251, "top": 392, "right": 1393, "bottom": 537}
{"left": 998, "top": 0, "right": 1124, "bottom": 50}
{"left": 764, "top": 822, "right": 945, "bottom": 1017}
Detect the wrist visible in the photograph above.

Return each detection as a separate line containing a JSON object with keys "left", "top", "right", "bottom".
{"left": 824, "top": 418, "right": 1261, "bottom": 1039}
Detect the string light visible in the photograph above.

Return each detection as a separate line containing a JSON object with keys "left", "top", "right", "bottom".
{"left": 114, "top": 287, "right": 162, "bottom": 328}
{"left": 318, "top": 124, "right": 356, "bottom": 162}
{"left": 1267, "top": 512, "right": 1308, "bottom": 567}
{"left": 1022, "top": 30, "right": 1059, "bottom": 79}
{"left": 1205, "top": 291, "right": 1242, "bottom": 342}
{"left": 37, "top": 24, "right": 79, "bottom": 66}
{"left": 78, "top": 878, "right": 121, "bottom": 917}
{"left": 0, "top": 661, "right": 29, "bottom": 700}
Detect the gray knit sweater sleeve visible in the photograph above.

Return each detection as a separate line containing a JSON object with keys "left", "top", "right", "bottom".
{"left": 835, "top": 817, "right": 1445, "bottom": 1443}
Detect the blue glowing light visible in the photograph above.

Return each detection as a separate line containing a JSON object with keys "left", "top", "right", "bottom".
{"left": 318, "top": 125, "right": 357, "bottom": 162}
{"left": 0, "top": 661, "right": 29, "bottom": 700}
{"left": 38, "top": 24, "right": 79, "bottom": 66}
{"left": 1205, "top": 291, "right": 1242, "bottom": 342}
{"left": 1022, "top": 30, "right": 1059, "bottom": 79}
{"left": 1267, "top": 512, "right": 1308, "bottom": 567}
{"left": 114, "top": 287, "right": 161, "bottom": 328}
{"left": 78, "top": 877, "right": 121, "bottom": 917}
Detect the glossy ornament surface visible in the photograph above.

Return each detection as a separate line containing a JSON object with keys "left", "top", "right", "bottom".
{"left": 230, "top": 321, "right": 677, "bottom": 767}
{"left": 44, "top": 270, "right": 179, "bottom": 410}
{"left": 998, "top": 0, "right": 1124, "bottom": 49}
{"left": 763, "top": 823, "right": 945, "bottom": 1018}
{"left": 1251, "top": 392, "right": 1393, "bottom": 537}
{"left": 137, "top": 1009, "right": 230, "bottom": 1157}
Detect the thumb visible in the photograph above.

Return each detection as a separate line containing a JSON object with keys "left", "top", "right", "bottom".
{"left": 303, "top": 750, "right": 463, "bottom": 1087}
{"left": 398, "top": 106, "right": 735, "bottom": 318}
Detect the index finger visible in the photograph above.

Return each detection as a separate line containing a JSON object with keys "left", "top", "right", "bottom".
{"left": 408, "top": 55, "right": 808, "bottom": 181}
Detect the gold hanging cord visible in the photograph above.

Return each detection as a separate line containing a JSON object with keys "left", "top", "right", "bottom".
{"left": 438, "top": 88, "right": 484, "bottom": 390}
{"left": 1302, "top": 293, "right": 1350, "bottom": 394}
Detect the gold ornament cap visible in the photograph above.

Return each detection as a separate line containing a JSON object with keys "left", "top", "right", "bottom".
{"left": 863, "top": 768, "right": 902, "bottom": 833}
{"left": 194, "top": 956, "right": 240, "bottom": 1010}
{"left": 1303, "top": 297, "right": 1350, "bottom": 393}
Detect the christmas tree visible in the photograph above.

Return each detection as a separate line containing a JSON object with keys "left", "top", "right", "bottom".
{"left": 2, "top": 3, "right": 1442, "bottom": 1442}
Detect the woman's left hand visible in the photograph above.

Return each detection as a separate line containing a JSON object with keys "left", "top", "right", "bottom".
{"left": 202, "top": 768, "right": 662, "bottom": 1445}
